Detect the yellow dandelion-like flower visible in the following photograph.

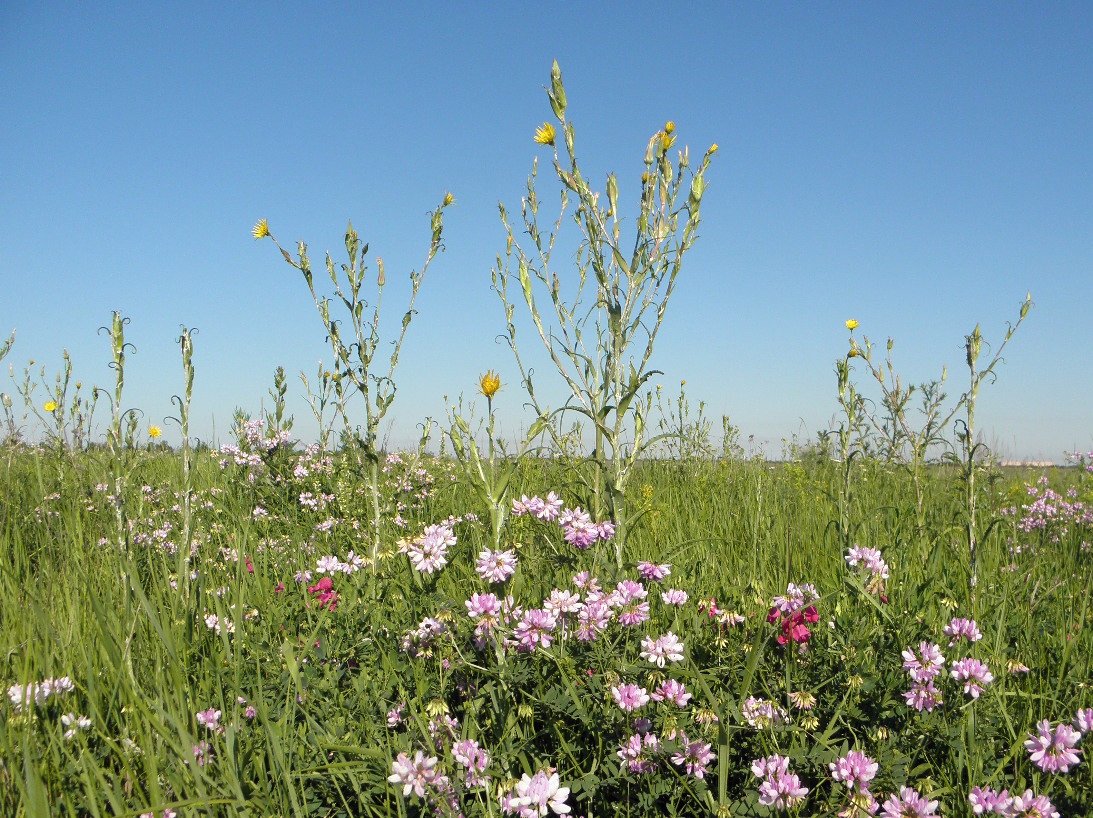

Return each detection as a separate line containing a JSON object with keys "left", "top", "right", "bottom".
{"left": 848, "top": 348, "right": 860, "bottom": 358}
{"left": 252, "top": 219, "right": 270, "bottom": 240}
{"left": 43, "top": 401, "right": 58, "bottom": 412}
{"left": 709, "top": 143, "right": 719, "bottom": 154}
{"left": 845, "top": 318, "right": 859, "bottom": 331}
{"left": 533, "top": 122, "right": 556, "bottom": 146}
{"left": 148, "top": 425, "right": 162, "bottom": 438}
{"left": 659, "top": 133, "right": 676, "bottom": 152}
{"left": 443, "top": 191, "right": 454, "bottom": 207}
{"left": 478, "top": 371, "right": 502, "bottom": 399}
{"left": 664, "top": 120, "right": 676, "bottom": 135}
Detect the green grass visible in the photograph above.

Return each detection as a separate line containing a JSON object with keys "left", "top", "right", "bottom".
{"left": 1, "top": 443, "right": 1090, "bottom": 817}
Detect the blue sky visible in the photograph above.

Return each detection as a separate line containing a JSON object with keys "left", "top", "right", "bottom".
{"left": 1, "top": 2, "right": 1090, "bottom": 460}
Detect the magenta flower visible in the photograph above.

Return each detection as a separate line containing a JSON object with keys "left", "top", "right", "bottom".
{"left": 388, "top": 750, "right": 441, "bottom": 799}
{"left": 968, "top": 786, "right": 1013, "bottom": 815}
{"left": 543, "top": 589, "right": 582, "bottom": 618}
{"left": 901, "top": 642, "right": 945, "bottom": 682}
{"left": 830, "top": 750, "right": 878, "bottom": 793}
{"left": 576, "top": 598, "right": 612, "bottom": 641}
{"left": 950, "top": 658, "right": 993, "bottom": 698}
{"left": 903, "top": 681, "right": 942, "bottom": 712}
{"left": 504, "top": 768, "right": 571, "bottom": 816}
{"left": 651, "top": 678, "right": 692, "bottom": 707}
{"left": 661, "top": 588, "right": 688, "bottom": 605}
{"left": 1025, "top": 719, "right": 1082, "bottom": 773}
{"left": 514, "top": 608, "right": 558, "bottom": 650}
{"left": 1073, "top": 707, "right": 1093, "bottom": 735}
{"left": 1010, "top": 789, "right": 1059, "bottom": 818}
{"left": 880, "top": 786, "right": 938, "bottom": 817}
{"left": 195, "top": 708, "right": 221, "bottom": 731}
{"left": 639, "top": 632, "right": 685, "bottom": 667}
{"left": 751, "top": 754, "right": 808, "bottom": 809}
{"left": 636, "top": 561, "right": 671, "bottom": 581}
{"left": 612, "top": 683, "right": 650, "bottom": 712}
{"left": 671, "top": 733, "right": 715, "bottom": 779}
{"left": 401, "top": 523, "right": 455, "bottom": 574}
{"left": 943, "top": 617, "right": 983, "bottom": 646}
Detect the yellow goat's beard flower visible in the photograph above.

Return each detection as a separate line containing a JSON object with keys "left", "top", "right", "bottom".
{"left": 478, "top": 371, "right": 502, "bottom": 399}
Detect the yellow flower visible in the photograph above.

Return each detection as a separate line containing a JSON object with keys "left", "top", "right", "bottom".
{"left": 443, "top": 191, "right": 455, "bottom": 207}
{"left": 845, "top": 319, "right": 859, "bottom": 331}
{"left": 252, "top": 219, "right": 270, "bottom": 240}
{"left": 478, "top": 371, "right": 502, "bottom": 399}
{"left": 664, "top": 120, "right": 676, "bottom": 135}
{"left": 533, "top": 122, "right": 556, "bottom": 146}
{"left": 148, "top": 425, "right": 162, "bottom": 438}
{"left": 659, "top": 133, "right": 676, "bottom": 152}
{"left": 848, "top": 348, "right": 860, "bottom": 358}
{"left": 709, "top": 143, "right": 719, "bottom": 154}
{"left": 43, "top": 401, "right": 58, "bottom": 412}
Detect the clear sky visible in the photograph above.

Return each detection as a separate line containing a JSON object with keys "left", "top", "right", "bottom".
{"left": 1, "top": 2, "right": 1090, "bottom": 461}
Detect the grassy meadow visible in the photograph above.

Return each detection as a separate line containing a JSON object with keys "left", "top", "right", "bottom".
{"left": 3, "top": 62, "right": 1091, "bottom": 818}
{"left": 1, "top": 431, "right": 1090, "bottom": 817}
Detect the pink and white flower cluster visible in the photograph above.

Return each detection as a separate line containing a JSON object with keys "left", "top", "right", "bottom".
{"left": 969, "top": 786, "right": 1059, "bottom": 817}
{"left": 7, "top": 676, "right": 75, "bottom": 712}
{"left": 751, "top": 754, "right": 808, "bottom": 810}
{"left": 845, "top": 545, "right": 890, "bottom": 597}
{"left": 512, "top": 493, "right": 615, "bottom": 550}
{"left": 1024, "top": 718, "right": 1083, "bottom": 774}
{"left": 501, "top": 768, "right": 571, "bottom": 817}
{"left": 399, "top": 522, "right": 457, "bottom": 574}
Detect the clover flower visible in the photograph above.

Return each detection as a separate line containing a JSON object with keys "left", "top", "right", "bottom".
{"left": 637, "top": 561, "right": 672, "bottom": 581}
{"left": 60, "top": 712, "right": 91, "bottom": 739}
{"left": 950, "top": 658, "right": 993, "bottom": 698}
{"left": 880, "top": 786, "right": 938, "bottom": 817}
{"left": 742, "top": 697, "right": 789, "bottom": 729}
{"left": 401, "top": 523, "right": 455, "bottom": 574}
{"left": 830, "top": 750, "right": 878, "bottom": 794}
{"left": 476, "top": 548, "right": 517, "bottom": 583}
{"left": 661, "top": 588, "right": 688, "bottom": 605}
{"left": 943, "top": 617, "right": 983, "bottom": 646}
{"left": 1074, "top": 707, "right": 1093, "bottom": 735}
{"left": 195, "top": 708, "right": 222, "bottom": 731}
{"left": 1025, "top": 719, "right": 1082, "bottom": 773}
{"left": 1010, "top": 789, "right": 1059, "bottom": 817}
{"left": 902, "top": 642, "right": 945, "bottom": 682}
{"left": 503, "top": 769, "right": 571, "bottom": 817}
{"left": 903, "top": 681, "right": 942, "bottom": 712}
{"left": 752, "top": 754, "right": 809, "bottom": 810}
{"left": 617, "top": 732, "right": 660, "bottom": 773}
{"left": 514, "top": 608, "right": 558, "bottom": 650}
{"left": 651, "top": 679, "right": 691, "bottom": 707}
{"left": 639, "top": 631, "right": 685, "bottom": 667}
{"left": 612, "top": 683, "right": 650, "bottom": 712}
{"left": 671, "top": 734, "right": 715, "bottom": 779}
{"left": 452, "top": 738, "right": 490, "bottom": 788}
{"left": 968, "top": 786, "right": 1013, "bottom": 815}
{"left": 389, "top": 751, "right": 441, "bottom": 799}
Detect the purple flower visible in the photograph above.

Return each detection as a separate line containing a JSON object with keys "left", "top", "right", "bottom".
{"left": 636, "top": 561, "right": 672, "bottom": 581}
{"left": 752, "top": 754, "right": 809, "bottom": 810}
{"left": 1073, "top": 707, "right": 1093, "bottom": 735}
{"left": 830, "top": 750, "right": 878, "bottom": 793}
{"left": 612, "top": 683, "right": 650, "bottom": 712}
{"left": 742, "top": 696, "right": 789, "bottom": 729}
{"left": 902, "top": 642, "right": 945, "bottom": 682}
{"left": 968, "top": 786, "right": 1013, "bottom": 816}
{"left": 651, "top": 679, "right": 692, "bottom": 707}
{"left": 880, "top": 786, "right": 938, "bottom": 817}
{"left": 1011, "top": 789, "right": 1059, "bottom": 818}
{"left": 388, "top": 750, "right": 441, "bottom": 799}
{"left": 617, "top": 733, "right": 660, "bottom": 773}
{"left": 452, "top": 738, "right": 490, "bottom": 788}
{"left": 503, "top": 769, "right": 571, "bottom": 816}
{"left": 661, "top": 588, "right": 688, "bottom": 605}
{"left": 476, "top": 548, "right": 518, "bottom": 583}
{"left": 572, "top": 571, "right": 600, "bottom": 594}
{"left": 903, "top": 681, "right": 942, "bottom": 712}
{"left": 671, "top": 733, "right": 715, "bottom": 779}
{"left": 950, "top": 658, "right": 993, "bottom": 698}
{"left": 1025, "top": 719, "right": 1082, "bottom": 773}
{"left": 401, "top": 523, "right": 456, "bottom": 574}
{"left": 195, "top": 708, "right": 221, "bottom": 731}
{"left": 639, "top": 631, "right": 685, "bottom": 667}
{"left": 514, "top": 608, "right": 558, "bottom": 650}
{"left": 943, "top": 617, "right": 983, "bottom": 646}
{"left": 576, "top": 598, "right": 612, "bottom": 641}
{"left": 543, "top": 589, "right": 582, "bottom": 618}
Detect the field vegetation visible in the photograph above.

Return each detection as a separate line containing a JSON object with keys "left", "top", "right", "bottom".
{"left": 2, "top": 63, "right": 1090, "bottom": 818}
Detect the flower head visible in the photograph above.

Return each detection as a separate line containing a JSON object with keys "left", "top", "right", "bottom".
{"left": 1025, "top": 719, "right": 1082, "bottom": 773}
{"left": 148, "top": 425, "right": 162, "bottom": 438}
{"left": 845, "top": 319, "right": 859, "bottom": 331}
{"left": 43, "top": 401, "right": 59, "bottom": 412}
{"left": 251, "top": 219, "right": 270, "bottom": 239}
{"left": 479, "top": 370, "right": 502, "bottom": 399}
{"left": 533, "top": 122, "right": 556, "bottom": 146}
